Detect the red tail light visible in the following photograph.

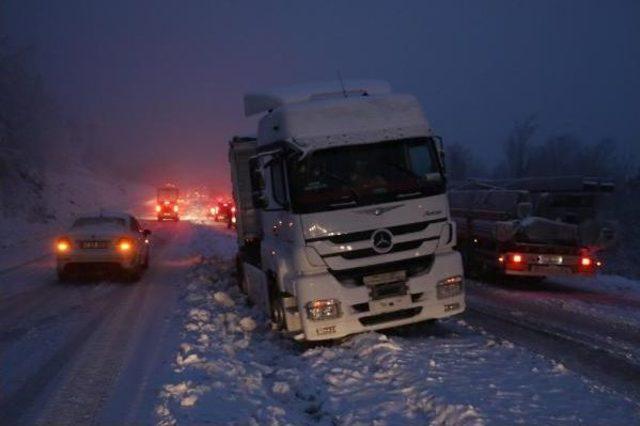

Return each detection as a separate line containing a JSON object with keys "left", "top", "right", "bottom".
{"left": 155, "top": 205, "right": 161, "bottom": 212}
{"left": 504, "top": 253, "right": 527, "bottom": 271}
{"left": 581, "top": 257, "right": 592, "bottom": 267}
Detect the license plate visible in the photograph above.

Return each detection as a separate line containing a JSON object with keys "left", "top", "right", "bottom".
{"left": 535, "top": 255, "right": 564, "bottom": 265}
{"left": 370, "top": 295, "right": 411, "bottom": 314}
{"left": 531, "top": 265, "right": 572, "bottom": 275}
{"left": 363, "top": 270, "right": 406, "bottom": 286}
{"left": 81, "top": 241, "right": 108, "bottom": 249}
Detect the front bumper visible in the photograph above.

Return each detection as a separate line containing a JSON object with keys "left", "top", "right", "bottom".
{"left": 295, "top": 251, "right": 465, "bottom": 341}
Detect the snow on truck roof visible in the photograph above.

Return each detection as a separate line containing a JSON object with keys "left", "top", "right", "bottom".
{"left": 243, "top": 80, "right": 392, "bottom": 117}
{"left": 256, "top": 95, "right": 431, "bottom": 150}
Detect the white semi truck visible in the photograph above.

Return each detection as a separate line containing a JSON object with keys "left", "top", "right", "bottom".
{"left": 229, "top": 80, "right": 465, "bottom": 341}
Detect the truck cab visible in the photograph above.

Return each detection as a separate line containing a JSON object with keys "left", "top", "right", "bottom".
{"left": 229, "top": 80, "right": 465, "bottom": 341}
{"left": 156, "top": 184, "right": 180, "bottom": 221}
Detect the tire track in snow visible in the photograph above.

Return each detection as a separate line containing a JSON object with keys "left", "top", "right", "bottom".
{"left": 464, "top": 305, "right": 640, "bottom": 403}
{"left": 34, "top": 276, "right": 154, "bottom": 425}
{"left": 0, "top": 289, "right": 115, "bottom": 424}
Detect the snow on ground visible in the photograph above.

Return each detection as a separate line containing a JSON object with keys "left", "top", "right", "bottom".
{"left": 155, "top": 233, "right": 640, "bottom": 425}
{"left": 547, "top": 274, "right": 640, "bottom": 328}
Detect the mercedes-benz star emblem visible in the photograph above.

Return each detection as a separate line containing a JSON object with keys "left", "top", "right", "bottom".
{"left": 371, "top": 229, "right": 393, "bottom": 254}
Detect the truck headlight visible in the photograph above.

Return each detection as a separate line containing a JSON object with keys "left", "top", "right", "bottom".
{"left": 437, "top": 275, "right": 464, "bottom": 299}
{"left": 306, "top": 299, "right": 341, "bottom": 321}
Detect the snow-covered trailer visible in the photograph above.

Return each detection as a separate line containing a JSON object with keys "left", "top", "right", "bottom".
{"left": 449, "top": 189, "right": 599, "bottom": 279}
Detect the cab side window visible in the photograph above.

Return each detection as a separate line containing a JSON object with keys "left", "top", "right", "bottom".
{"left": 270, "top": 159, "right": 288, "bottom": 208}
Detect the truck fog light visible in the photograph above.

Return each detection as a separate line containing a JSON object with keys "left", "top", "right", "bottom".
{"left": 306, "top": 299, "right": 341, "bottom": 321}
{"left": 437, "top": 275, "right": 464, "bottom": 299}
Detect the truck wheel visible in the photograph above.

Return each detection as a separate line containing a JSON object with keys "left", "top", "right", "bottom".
{"left": 235, "top": 255, "right": 247, "bottom": 294}
{"left": 269, "top": 282, "right": 286, "bottom": 331}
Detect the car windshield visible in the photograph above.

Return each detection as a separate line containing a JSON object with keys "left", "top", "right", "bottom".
{"left": 287, "top": 137, "right": 445, "bottom": 213}
{"left": 72, "top": 217, "right": 126, "bottom": 228}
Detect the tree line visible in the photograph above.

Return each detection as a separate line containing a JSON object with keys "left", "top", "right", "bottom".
{"left": 446, "top": 115, "right": 639, "bottom": 183}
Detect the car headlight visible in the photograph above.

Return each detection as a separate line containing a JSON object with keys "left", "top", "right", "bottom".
{"left": 437, "top": 275, "right": 464, "bottom": 299}
{"left": 306, "top": 299, "right": 341, "bottom": 321}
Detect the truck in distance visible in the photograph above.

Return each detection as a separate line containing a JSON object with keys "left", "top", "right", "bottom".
{"left": 229, "top": 80, "right": 465, "bottom": 342}
{"left": 156, "top": 183, "right": 180, "bottom": 221}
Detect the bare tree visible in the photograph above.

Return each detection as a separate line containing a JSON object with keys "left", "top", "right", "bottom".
{"left": 502, "top": 115, "right": 537, "bottom": 178}
{"left": 446, "top": 143, "right": 484, "bottom": 181}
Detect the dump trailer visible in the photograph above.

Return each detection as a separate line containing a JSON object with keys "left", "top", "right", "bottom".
{"left": 449, "top": 188, "right": 599, "bottom": 279}
{"left": 229, "top": 80, "right": 465, "bottom": 342}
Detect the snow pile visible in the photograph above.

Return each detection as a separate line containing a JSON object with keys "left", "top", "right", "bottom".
{"left": 156, "top": 256, "right": 486, "bottom": 425}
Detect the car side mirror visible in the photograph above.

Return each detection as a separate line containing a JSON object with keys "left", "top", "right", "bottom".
{"left": 143, "top": 229, "right": 152, "bottom": 236}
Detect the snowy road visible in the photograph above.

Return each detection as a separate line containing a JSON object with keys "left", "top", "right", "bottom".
{"left": 1, "top": 221, "right": 639, "bottom": 425}
{"left": 0, "top": 220, "right": 235, "bottom": 425}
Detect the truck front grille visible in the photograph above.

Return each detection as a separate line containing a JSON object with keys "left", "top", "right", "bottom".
{"left": 359, "top": 307, "right": 422, "bottom": 327}
{"left": 306, "top": 218, "right": 446, "bottom": 245}
{"left": 330, "top": 255, "right": 434, "bottom": 287}
{"left": 323, "top": 238, "right": 436, "bottom": 260}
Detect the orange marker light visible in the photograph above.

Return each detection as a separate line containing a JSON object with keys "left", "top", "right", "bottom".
{"left": 56, "top": 239, "right": 70, "bottom": 252}
{"left": 118, "top": 239, "right": 133, "bottom": 252}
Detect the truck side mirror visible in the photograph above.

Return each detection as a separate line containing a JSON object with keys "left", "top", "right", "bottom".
{"left": 433, "top": 136, "right": 446, "bottom": 175}
{"left": 249, "top": 158, "right": 265, "bottom": 191}
{"left": 252, "top": 191, "right": 268, "bottom": 209}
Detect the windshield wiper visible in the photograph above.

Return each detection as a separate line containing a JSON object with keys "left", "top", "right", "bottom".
{"left": 385, "top": 162, "right": 424, "bottom": 195}
{"left": 315, "top": 169, "right": 363, "bottom": 205}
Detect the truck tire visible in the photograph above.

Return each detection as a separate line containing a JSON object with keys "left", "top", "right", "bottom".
{"left": 268, "top": 280, "right": 286, "bottom": 331}
{"left": 235, "top": 255, "right": 247, "bottom": 294}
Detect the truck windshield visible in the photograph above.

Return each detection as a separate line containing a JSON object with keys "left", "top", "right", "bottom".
{"left": 157, "top": 188, "right": 179, "bottom": 201}
{"left": 287, "top": 137, "right": 445, "bottom": 213}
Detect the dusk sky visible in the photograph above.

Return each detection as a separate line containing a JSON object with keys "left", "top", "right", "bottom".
{"left": 2, "top": 0, "right": 639, "bottom": 190}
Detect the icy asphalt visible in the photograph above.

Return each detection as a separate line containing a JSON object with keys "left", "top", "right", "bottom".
{"left": 1, "top": 220, "right": 639, "bottom": 425}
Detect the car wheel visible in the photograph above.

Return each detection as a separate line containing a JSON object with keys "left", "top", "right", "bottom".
{"left": 123, "top": 266, "right": 142, "bottom": 283}
{"left": 57, "top": 270, "right": 70, "bottom": 283}
{"left": 142, "top": 253, "right": 150, "bottom": 269}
